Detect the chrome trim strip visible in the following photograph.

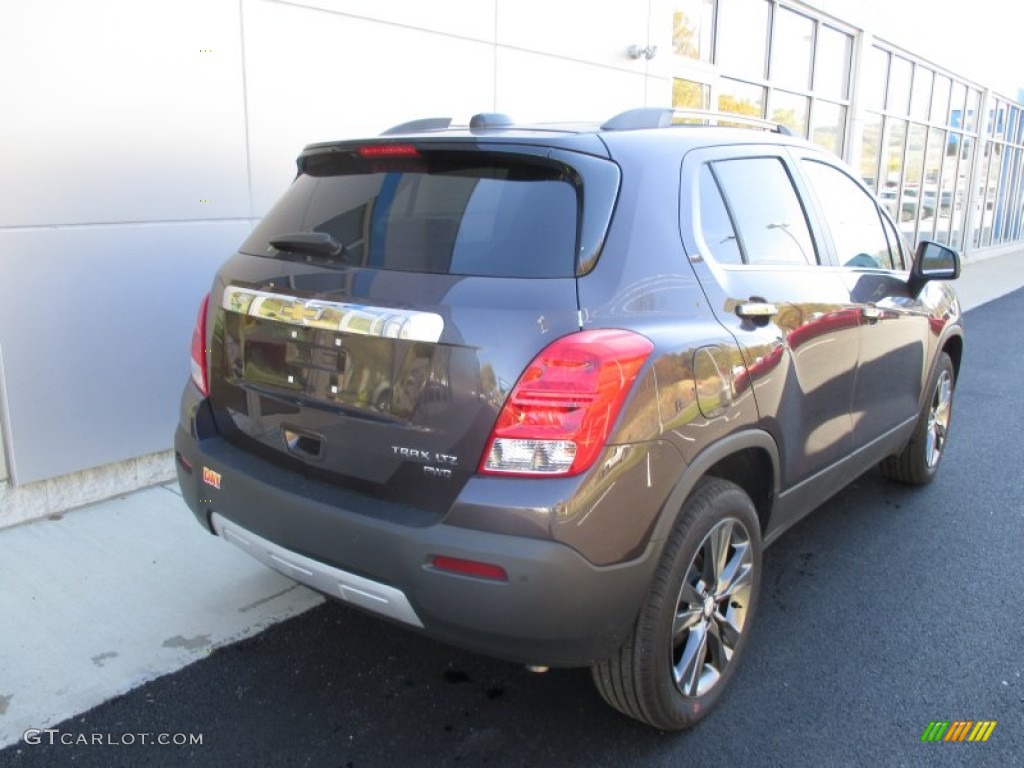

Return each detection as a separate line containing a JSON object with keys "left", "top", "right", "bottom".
{"left": 221, "top": 286, "right": 444, "bottom": 343}
{"left": 211, "top": 512, "right": 424, "bottom": 628}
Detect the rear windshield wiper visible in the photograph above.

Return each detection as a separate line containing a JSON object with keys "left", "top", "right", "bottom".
{"left": 268, "top": 232, "right": 347, "bottom": 259}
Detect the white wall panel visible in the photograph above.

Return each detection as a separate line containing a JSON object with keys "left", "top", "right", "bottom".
{"left": 0, "top": 221, "right": 250, "bottom": 484}
{"left": 0, "top": 408, "right": 7, "bottom": 481}
{"left": 277, "top": 0, "right": 497, "bottom": 43}
{"left": 496, "top": 0, "right": 650, "bottom": 70}
{"left": 243, "top": 0, "right": 496, "bottom": 216}
{"left": 0, "top": 0, "right": 250, "bottom": 227}
{"left": 495, "top": 49, "right": 649, "bottom": 124}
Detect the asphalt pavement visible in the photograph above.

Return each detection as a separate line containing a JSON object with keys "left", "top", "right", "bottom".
{"left": 2, "top": 278, "right": 1023, "bottom": 767}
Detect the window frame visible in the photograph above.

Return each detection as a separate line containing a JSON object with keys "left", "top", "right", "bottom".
{"left": 680, "top": 144, "right": 824, "bottom": 271}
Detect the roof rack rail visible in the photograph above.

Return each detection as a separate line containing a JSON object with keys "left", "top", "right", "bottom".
{"left": 601, "top": 107, "right": 797, "bottom": 136}
{"left": 380, "top": 117, "right": 452, "bottom": 136}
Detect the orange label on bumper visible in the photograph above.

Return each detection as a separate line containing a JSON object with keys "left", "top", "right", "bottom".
{"left": 202, "top": 466, "right": 222, "bottom": 490}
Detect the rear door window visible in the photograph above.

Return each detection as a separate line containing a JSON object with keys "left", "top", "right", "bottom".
{"left": 242, "top": 153, "right": 580, "bottom": 278}
{"left": 697, "top": 165, "right": 743, "bottom": 264}
{"left": 708, "top": 157, "right": 818, "bottom": 266}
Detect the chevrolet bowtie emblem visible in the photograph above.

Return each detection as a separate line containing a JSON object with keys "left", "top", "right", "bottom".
{"left": 285, "top": 300, "right": 325, "bottom": 324}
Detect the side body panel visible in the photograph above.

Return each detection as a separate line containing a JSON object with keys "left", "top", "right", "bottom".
{"left": 678, "top": 143, "right": 862, "bottom": 490}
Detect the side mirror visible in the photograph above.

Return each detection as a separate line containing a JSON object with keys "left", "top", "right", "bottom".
{"left": 908, "top": 240, "right": 960, "bottom": 297}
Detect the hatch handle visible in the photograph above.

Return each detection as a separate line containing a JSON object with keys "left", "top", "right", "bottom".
{"left": 282, "top": 425, "right": 325, "bottom": 462}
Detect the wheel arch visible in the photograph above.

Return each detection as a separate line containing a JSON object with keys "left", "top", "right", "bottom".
{"left": 942, "top": 330, "right": 964, "bottom": 382}
{"left": 653, "top": 431, "right": 780, "bottom": 547}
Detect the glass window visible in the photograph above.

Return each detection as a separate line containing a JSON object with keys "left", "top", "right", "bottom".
{"left": 771, "top": 90, "right": 809, "bottom": 136}
{"left": 922, "top": 127, "right": 946, "bottom": 242}
{"left": 1008, "top": 148, "right": 1024, "bottom": 239}
{"left": 859, "top": 113, "right": 884, "bottom": 190}
{"left": 910, "top": 66, "right": 933, "bottom": 121}
{"left": 719, "top": 78, "right": 766, "bottom": 117}
{"left": 931, "top": 75, "right": 951, "bottom": 125}
{"left": 863, "top": 47, "right": 888, "bottom": 112}
{"left": 984, "top": 100, "right": 998, "bottom": 137}
{"left": 949, "top": 81, "right": 967, "bottom": 128}
{"left": 814, "top": 26, "right": 852, "bottom": 100}
{"left": 673, "top": 78, "right": 711, "bottom": 109}
{"left": 811, "top": 101, "right": 846, "bottom": 156}
{"left": 712, "top": 157, "right": 816, "bottom": 265}
{"left": 880, "top": 212, "right": 908, "bottom": 269}
{"left": 992, "top": 103, "right": 1007, "bottom": 139}
{"left": 965, "top": 88, "right": 981, "bottom": 132}
{"left": 771, "top": 7, "right": 814, "bottom": 90}
{"left": 951, "top": 136, "right": 974, "bottom": 250}
{"left": 673, "top": 0, "right": 715, "bottom": 62}
{"left": 937, "top": 132, "right": 961, "bottom": 246}
{"left": 243, "top": 155, "right": 580, "bottom": 277}
{"left": 993, "top": 143, "right": 1013, "bottom": 243}
{"left": 878, "top": 120, "right": 906, "bottom": 230}
{"left": 888, "top": 56, "right": 912, "bottom": 115}
{"left": 884, "top": 118, "right": 909, "bottom": 188}
{"left": 904, "top": 124, "right": 928, "bottom": 189}
{"left": 897, "top": 123, "right": 927, "bottom": 243}
{"left": 976, "top": 143, "right": 1001, "bottom": 247}
{"left": 802, "top": 161, "right": 895, "bottom": 269}
{"left": 697, "top": 165, "right": 742, "bottom": 264}
{"left": 716, "top": 0, "right": 769, "bottom": 79}
{"left": 895, "top": 121, "right": 922, "bottom": 240}
{"left": 1007, "top": 108, "right": 1019, "bottom": 146}
{"left": 945, "top": 128, "right": 962, "bottom": 160}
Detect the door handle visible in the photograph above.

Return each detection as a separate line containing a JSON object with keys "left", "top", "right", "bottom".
{"left": 861, "top": 306, "right": 883, "bottom": 322}
{"left": 736, "top": 301, "right": 779, "bottom": 319}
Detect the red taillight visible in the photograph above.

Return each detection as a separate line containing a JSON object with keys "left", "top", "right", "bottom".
{"left": 190, "top": 293, "right": 211, "bottom": 396}
{"left": 430, "top": 555, "right": 508, "bottom": 582}
{"left": 479, "top": 329, "right": 654, "bottom": 477}
{"left": 357, "top": 143, "right": 420, "bottom": 158}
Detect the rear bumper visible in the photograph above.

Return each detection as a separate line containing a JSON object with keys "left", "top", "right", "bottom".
{"left": 210, "top": 512, "right": 425, "bottom": 628}
{"left": 174, "top": 392, "right": 658, "bottom": 667}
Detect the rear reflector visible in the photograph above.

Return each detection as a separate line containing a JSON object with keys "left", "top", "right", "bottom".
{"left": 175, "top": 451, "right": 193, "bottom": 474}
{"left": 357, "top": 144, "right": 420, "bottom": 158}
{"left": 479, "top": 329, "right": 653, "bottom": 477}
{"left": 430, "top": 555, "right": 508, "bottom": 582}
{"left": 190, "top": 293, "right": 211, "bottom": 396}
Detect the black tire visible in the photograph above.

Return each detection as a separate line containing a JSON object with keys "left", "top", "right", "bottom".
{"left": 880, "top": 352, "right": 955, "bottom": 485}
{"left": 591, "top": 477, "right": 762, "bottom": 730}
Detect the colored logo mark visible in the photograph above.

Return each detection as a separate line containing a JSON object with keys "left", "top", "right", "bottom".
{"left": 202, "top": 466, "right": 222, "bottom": 490}
{"left": 921, "top": 721, "right": 996, "bottom": 742}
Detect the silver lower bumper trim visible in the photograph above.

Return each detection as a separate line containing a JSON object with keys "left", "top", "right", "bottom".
{"left": 211, "top": 512, "right": 424, "bottom": 628}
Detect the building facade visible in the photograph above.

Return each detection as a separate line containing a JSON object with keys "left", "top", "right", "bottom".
{"left": 1, "top": 0, "right": 1020, "bottom": 525}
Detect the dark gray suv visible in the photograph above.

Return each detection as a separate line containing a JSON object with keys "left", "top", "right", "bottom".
{"left": 175, "top": 108, "right": 963, "bottom": 730}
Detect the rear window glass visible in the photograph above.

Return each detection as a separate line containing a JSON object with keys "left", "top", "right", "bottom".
{"left": 242, "top": 152, "right": 580, "bottom": 278}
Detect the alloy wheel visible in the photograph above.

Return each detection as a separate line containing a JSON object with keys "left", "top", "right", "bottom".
{"left": 671, "top": 518, "right": 754, "bottom": 697}
{"left": 925, "top": 369, "right": 953, "bottom": 468}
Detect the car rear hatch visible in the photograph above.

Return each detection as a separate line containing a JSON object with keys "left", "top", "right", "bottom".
{"left": 206, "top": 137, "right": 620, "bottom": 516}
